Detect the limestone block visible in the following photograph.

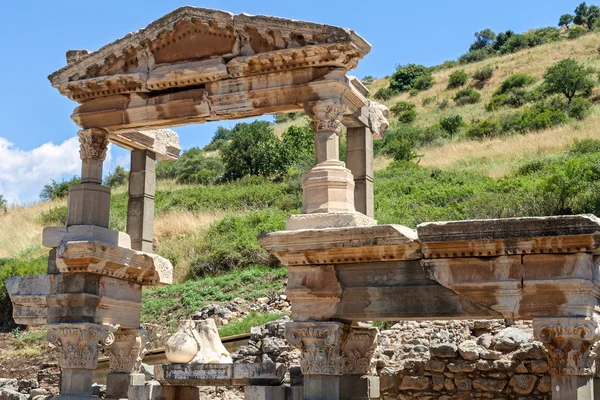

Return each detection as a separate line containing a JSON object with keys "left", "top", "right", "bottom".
{"left": 165, "top": 319, "right": 232, "bottom": 364}
{"left": 155, "top": 362, "right": 284, "bottom": 387}
{"left": 56, "top": 240, "right": 173, "bottom": 285}
{"left": 286, "top": 212, "right": 376, "bottom": 231}
{"left": 5, "top": 275, "right": 50, "bottom": 326}
{"left": 259, "top": 224, "right": 421, "bottom": 266}
{"left": 42, "top": 225, "right": 131, "bottom": 249}
{"left": 244, "top": 386, "right": 285, "bottom": 400}
{"left": 111, "top": 129, "right": 181, "bottom": 162}
{"left": 66, "top": 184, "right": 111, "bottom": 228}
{"left": 367, "top": 101, "right": 389, "bottom": 139}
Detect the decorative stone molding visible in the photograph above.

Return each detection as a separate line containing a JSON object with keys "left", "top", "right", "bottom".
{"left": 78, "top": 129, "right": 109, "bottom": 161}
{"left": 342, "top": 327, "right": 378, "bottom": 375}
{"left": 304, "top": 99, "right": 346, "bottom": 133}
{"left": 106, "top": 328, "right": 148, "bottom": 373}
{"left": 286, "top": 321, "right": 348, "bottom": 375}
{"left": 286, "top": 322, "right": 379, "bottom": 376}
{"left": 533, "top": 317, "right": 600, "bottom": 376}
{"left": 46, "top": 323, "right": 116, "bottom": 370}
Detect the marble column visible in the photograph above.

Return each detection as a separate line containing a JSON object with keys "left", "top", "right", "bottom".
{"left": 533, "top": 317, "right": 600, "bottom": 400}
{"left": 285, "top": 321, "right": 378, "bottom": 400}
{"left": 67, "top": 128, "right": 111, "bottom": 228}
{"left": 105, "top": 328, "right": 148, "bottom": 399}
{"left": 127, "top": 150, "right": 156, "bottom": 252}
{"left": 46, "top": 323, "right": 115, "bottom": 398}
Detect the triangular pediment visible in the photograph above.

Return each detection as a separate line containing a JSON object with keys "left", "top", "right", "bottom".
{"left": 49, "top": 7, "right": 371, "bottom": 102}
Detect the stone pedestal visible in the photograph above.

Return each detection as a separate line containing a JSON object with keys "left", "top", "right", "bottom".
{"left": 533, "top": 317, "right": 600, "bottom": 400}
{"left": 285, "top": 321, "right": 378, "bottom": 400}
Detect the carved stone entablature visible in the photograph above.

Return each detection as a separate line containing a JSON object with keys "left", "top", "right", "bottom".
{"left": 78, "top": 129, "right": 109, "bottom": 161}
{"left": 286, "top": 321, "right": 348, "bottom": 375}
{"left": 48, "top": 7, "right": 370, "bottom": 102}
{"left": 46, "top": 323, "right": 116, "bottom": 370}
{"left": 342, "top": 327, "right": 378, "bottom": 375}
{"left": 106, "top": 328, "right": 147, "bottom": 373}
{"left": 304, "top": 98, "right": 346, "bottom": 133}
{"left": 286, "top": 322, "right": 379, "bottom": 376}
{"left": 533, "top": 317, "right": 600, "bottom": 376}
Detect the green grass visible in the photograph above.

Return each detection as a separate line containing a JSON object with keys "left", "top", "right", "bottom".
{"left": 141, "top": 266, "right": 287, "bottom": 328}
{"left": 218, "top": 312, "right": 287, "bottom": 338}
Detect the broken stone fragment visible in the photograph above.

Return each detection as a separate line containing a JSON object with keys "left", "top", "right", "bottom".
{"left": 165, "top": 319, "right": 232, "bottom": 364}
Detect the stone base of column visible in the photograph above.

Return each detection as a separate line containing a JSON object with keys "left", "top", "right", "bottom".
{"left": 106, "top": 372, "right": 145, "bottom": 399}
{"left": 340, "top": 375, "right": 380, "bottom": 399}
{"left": 552, "top": 375, "right": 594, "bottom": 400}
{"left": 60, "top": 369, "right": 93, "bottom": 398}
{"left": 127, "top": 382, "right": 201, "bottom": 400}
{"left": 304, "top": 375, "right": 340, "bottom": 400}
{"left": 286, "top": 212, "right": 376, "bottom": 230}
{"left": 245, "top": 385, "right": 286, "bottom": 400}
{"left": 301, "top": 161, "right": 356, "bottom": 215}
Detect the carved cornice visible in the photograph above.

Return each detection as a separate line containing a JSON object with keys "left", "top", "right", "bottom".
{"left": 304, "top": 98, "right": 346, "bottom": 133}
{"left": 534, "top": 317, "right": 600, "bottom": 376}
{"left": 106, "top": 328, "right": 148, "bottom": 373}
{"left": 285, "top": 322, "right": 379, "bottom": 376}
{"left": 47, "top": 323, "right": 116, "bottom": 370}
{"left": 78, "top": 129, "right": 109, "bottom": 161}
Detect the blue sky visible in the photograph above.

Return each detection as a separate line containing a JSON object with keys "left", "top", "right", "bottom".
{"left": 0, "top": 0, "right": 585, "bottom": 203}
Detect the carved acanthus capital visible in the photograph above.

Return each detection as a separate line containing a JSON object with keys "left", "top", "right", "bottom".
{"left": 533, "top": 317, "right": 600, "bottom": 376}
{"left": 286, "top": 322, "right": 379, "bottom": 376}
{"left": 342, "top": 327, "right": 379, "bottom": 375}
{"left": 106, "top": 328, "right": 148, "bottom": 373}
{"left": 78, "top": 128, "right": 109, "bottom": 161}
{"left": 304, "top": 99, "right": 346, "bottom": 133}
{"left": 47, "top": 323, "right": 116, "bottom": 370}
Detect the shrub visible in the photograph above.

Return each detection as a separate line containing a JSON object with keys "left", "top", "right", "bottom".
{"left": 568, "top": 26, "right": 587, "bottom": 39}
{"left": 373, "top": 87, "right": 396, "bottom": 101}
{"left": 499, "top": 34, "right": 531, "bottom": 54}
{"left": 0, "top": 195, "right": 6, "bottom": 213}
{"left": 500, "top": 98, "right": 568, "bottom": 134}
{"left": 569, "top": 138, "right": 600, "bottom": 155}
{"left": 532, "top": 27, "right": 561, "bottom": 43}
{"left": 454, "top": 88, "right": 481, "bottom": 106}
{"left": 495, "top": 74, "right": 536, "bottom": 95}
{"left": 413, "top": 74, "right": 434, "bottom": 90}
{"left": 419, "top": 125, "right": 448, "bottom": 146}
{"left": 544, "top": 58, "right": 595, "bottom": 105}
{"left": 473, "top": 65, "right": 494, "bottom": 82}
{"left": 39, "top": 176, "right": 80, "bottom": 200}
{"left": 439, "top": 115, "right": 464, "bottom": 136}
{"left": 39, "top": 205, "right": 68, "bottom": 226}
{"left": 409, "top": 89, "right": 419, "bottom": 97}
{"left": 568, "top": 97, "right": 593, "bottom": 119}
{"left": 438, "top": 99, "right": 450, "bottom": 110}
{"left": 458, "top": 48, "right": 491, "bottom": 64}
{"left": 104, "top": 166, "right": 128, "bottom": 188}
{"left": 504, "top": 89, "right": 537, "bottom": 108}
{"left": 389, "top": 64, "right": 431, "bottom": 92}
{"left": 203, "top": 126, "right": 232, "bottom": 151}
{"left": 379, "top": 125, "right": 420, "bottom": 162}
{"left": 391, "top": 101, "right": 417, "bottom": 123}
{"left": 422, "top": 97, "right": 435, "bottom": 106}
{"left": 485, "top": 94, "right": 508, "bottom": 112}
{"left": 157, "top": 148, "right": 225, "bottom": 185}
{"left": 447, "top": 70, "right": 469, "bottom": 88}
{"left": 466, "top": 120, "right": 500, "bottom": 139}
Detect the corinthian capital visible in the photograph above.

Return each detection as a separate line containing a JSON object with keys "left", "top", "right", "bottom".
{"left": 78, "top": 128, "right": 109, "bottom": 161}
{"left": 106, "top": 328, "right": 148, "bottom": 373}
{"left": 342, "top": 326, "right": 378, "bottom": 375}
{"left": 304, "top": 99, "right": 346, "bottom": 133}
{"left": 533, "top": 317, "right": 600, "bottom": 376}
{"left": 46, "top": 323, "right": 116, "bottom": 370}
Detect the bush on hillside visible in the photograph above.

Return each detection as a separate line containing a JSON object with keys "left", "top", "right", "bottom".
{"left": 447, "top": 70, "right": 469, "bottom": 88}
{"left": 454, "top": 88, "right": 481, "bottom": 106}
{"left": 373, "top": 87, "right": 396, "bottom": 101}
{"left": 391, "top": 101, "right": 417, "bottom": 123}
{"left": 389, "top": 64, "right": 430, "bottom": 92}
{"left": 104, "top": 166, "right": 128, "bottom": 188}
{"left": 568, "top": 26, "right": 587, "bottom": 39}
{"left": 379, "top": 125, "right": 420, "bottom": 161}
{"left": 422, "top": 97, "right": 435, "bottom": 106}
{"left": 39, "top": 205, "right": 68, "bottom": 226}
{"left": 439, "top": 115, "right": 464, "bottom": 136}
{"left": 499, "top": 97, "right": 568, "bottom": 134}
{"left": 438, "top": 99, "right": 450, "bottom": 110}
{"left": 39, "top": 176, "right": 80, "bottom": 200}
{"left": 157, "top": 148, "right": 225, "bottom": 185}
{"left": 568, "top": 97, "right": 593, "bottom": 119}
{"left": 419, "top": 125, "right": 448, "bottom": 145}
{"left": 473, "top": 65, "right": 494, "bottom": 82}
{"left": 569, "top": 138, "right": 600, "bottom": 155}
{"left": 413, "top": 74, "right": 435, "bottom": 91}
{"left": 544, "top": 58, "right": 595, "bottom": 105}
{"left": 458, "top": 48, "right": 491, "bottom": 64}
{"left": 495, "top": 74, "right": 537, "bottom": 95}
{"left": 466, "top": 120, "right": 500, "bottom": 139}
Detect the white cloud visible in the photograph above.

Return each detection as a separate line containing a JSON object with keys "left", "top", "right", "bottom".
{"left": 0, "top": 136, "right": 115, "bottom": 205}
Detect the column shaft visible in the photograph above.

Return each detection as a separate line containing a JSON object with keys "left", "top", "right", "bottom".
{"left": 346, "top": 126, "right": 374, "bottom": 218}
{"left": 127, "top": 150, "right": 156, "bottom": 252}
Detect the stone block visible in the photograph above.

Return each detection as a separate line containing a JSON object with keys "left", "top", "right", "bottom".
{"left": 5, "top": 275, "right": 50, "bottom": 326}
{"left": 339, "top": 375, "right": 380, "bottom": 399}
{"left": 43, "top": 225, "right": 131, "bottom": 249}
{"left": 285, "top": 386, "right": 304, "bottom": 400}
{"left": 155, "top": 362, "right": 285, "bottom": 387}
{"left": 127, "top": 381, "right": 201, "bottom": 400}
{"left": 66, "top": 184, "right": 111, "bottom": 228}
{"left": 245, "top": 386, "right": 286, "bottom": 400}
{"left": 286, "top": 212, "right": 375, "bottom": 230}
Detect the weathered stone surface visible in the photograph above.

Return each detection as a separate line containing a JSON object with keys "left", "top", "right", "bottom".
{"left": 430, "top": 343, "right": 457, "bottom": 358}
{"left": 492, "top": 327, "right": 532, "bottom": 352}
{"left": 42, "top": 225, "right": 131, "bottom": 249}
{"left": 457, "top": 340, "right": 479, "bottom": 360}
{"left": 155, "top": 363, "right": 285, "bottom": 386}
{"left": 165, "top": 319, "right": 232, "bottom": 364}
{"left": 472, "top": 378, "right": 506, "bottom": 392}
{"left": 509, "top": 374, "right": 537, "bottom": 395}
{"left": 0, "top": 389, "right": 27, "bottom": 400}
{"left": 110, "top": 129, "right": 181, "bottom": 162}
{"left": 399, "top": 376, "right": 429, "bottom": 390}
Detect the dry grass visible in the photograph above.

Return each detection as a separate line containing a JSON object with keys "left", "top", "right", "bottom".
{"left": 374, "top": 155, "right": 393, "bottom": 171}
{"left": 0, "top": 347, "right": 41, "bottom": 359}
{"left": 272, "top": 117, "right": 310, "bottom": 138}
{"left": 374, "top": 32, "right": 600, "bottom": 127}
{"left": 419, "top": 107, "right": 600, "bottom": 177}
{"left": 154, "top": 210, "right": 227, "bottom": 240}
{"left": 0, "top": 198, "right": 66, "bottom": 259}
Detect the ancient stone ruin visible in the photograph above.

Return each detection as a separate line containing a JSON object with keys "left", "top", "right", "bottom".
{"left": 6, "top": 5, "right": 600, "bottom": 400}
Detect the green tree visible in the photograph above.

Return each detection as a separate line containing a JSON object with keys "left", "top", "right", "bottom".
{"left": 221, "top": 121, "right": 285, "bottom": 180}
{"left": 492, "top": 30, "right": 515, "bottom": 51}
{"left": 40, "top": 176, "right": 81, "bottom": 200}
{"left": 204, "top": 126, "right": 232, "bottom": 151}
{"left": 574, "top": 2, "right": 589, "bottom": 26}
{"left": 559, "top": 13, "right": 574, "bottom": 29}
{"left": 279, "top": 124, "right": 315, "bottom": 168}
{"left": 389, "top": 64, "right": 430, "bottom": 92}
{"left": 0, "top": 194, "right": 6, "bottom": 213}
{"left": 103, "top": 166, "right": 128, "bottom": 188}
{"left": 543, "top": 58, "right": 595, "bottom": 106}
{"left": 470, "top": 28, "right": 497, "bottom": 51}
